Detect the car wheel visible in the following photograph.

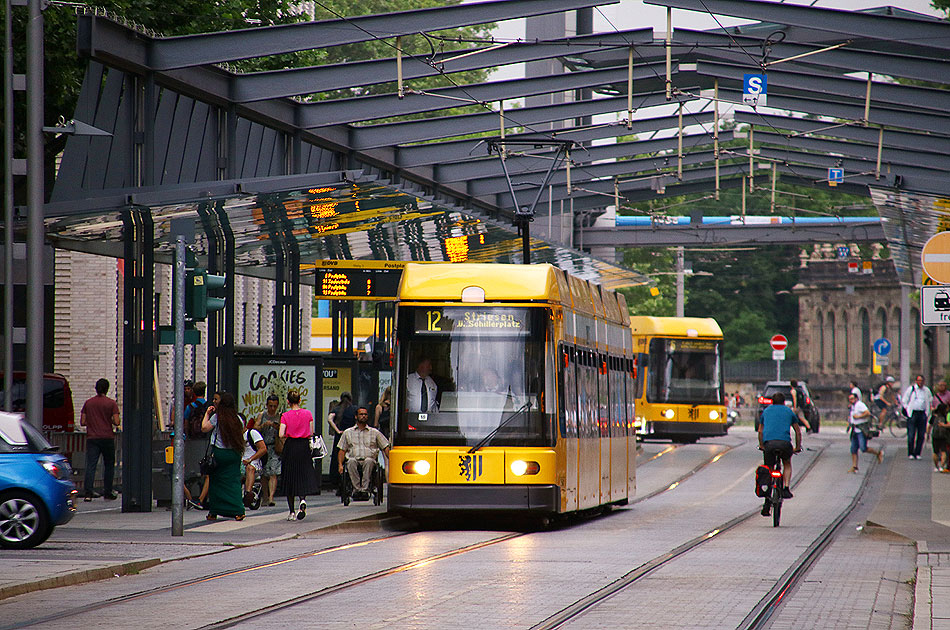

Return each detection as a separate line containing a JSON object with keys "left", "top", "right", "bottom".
{"left": 0, "top": 491, "right": 52, "bottom": 549}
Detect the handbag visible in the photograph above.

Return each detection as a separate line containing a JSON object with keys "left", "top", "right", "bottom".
{"left": 274, "top": 434, "right": 286, "bottom": 455}
{"left": 310, "top": 434, "right": 328, "bottom": 459}
{"left": 199, "top": 431, "right": 217, "bottom": 475}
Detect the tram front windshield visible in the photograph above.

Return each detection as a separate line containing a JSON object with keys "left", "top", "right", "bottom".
{"left": 395, "top": 306, "right": 551, "bottom": 447}
{"left": 647, "top": 338, "right": 723, "bottom": 405}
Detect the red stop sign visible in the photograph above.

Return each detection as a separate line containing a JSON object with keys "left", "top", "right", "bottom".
{"left": 770, "top": 334, "right": 788, "bottom": 351}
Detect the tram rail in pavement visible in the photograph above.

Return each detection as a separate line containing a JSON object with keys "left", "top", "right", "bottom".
{"left": 3, "top": 428, "right": 950, "bottom": 630}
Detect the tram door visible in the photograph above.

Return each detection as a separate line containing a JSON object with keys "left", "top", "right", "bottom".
{"left": 578, "top": 350, "right": 599, "bottom": 509}
{"left": 598, "top": 353, "right": 610, "bottom": 505}
{"left": 559, "top": 346, "right": 579, "bottom": 512}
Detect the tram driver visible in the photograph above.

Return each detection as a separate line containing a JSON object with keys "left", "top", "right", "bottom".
{"left": 407, "top": 357, "right": 439, "bottom": 413}
{"left": 758, "top": 392, "right": 804, "bottom": 517}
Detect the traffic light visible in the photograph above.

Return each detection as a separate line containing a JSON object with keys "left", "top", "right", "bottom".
{"left": 924, "top": 328, "right": 934, "bottom": 348}
{"left": 185, "top": 268, "right": 227, "bottom": 321}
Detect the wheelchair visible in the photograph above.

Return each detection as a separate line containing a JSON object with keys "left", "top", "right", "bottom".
{"left": 340, "top": 456, "right": 385, "bottom": 507}
{"left": 242, "top": 466, "right": 263, "bottom": 511}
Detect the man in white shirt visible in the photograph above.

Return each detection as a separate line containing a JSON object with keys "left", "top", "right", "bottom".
{"left": 902, "top": 374, "right": 934, "bottom": 460}
{"left": 406, "top": 358, "right": 438, "bottom": 413}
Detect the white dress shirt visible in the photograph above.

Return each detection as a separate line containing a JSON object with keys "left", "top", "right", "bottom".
{"left": 406, "top": 371, "right": 438, "bottom": 412}
{"left": 902, "top": 384, "right": 933, "bottom": 413}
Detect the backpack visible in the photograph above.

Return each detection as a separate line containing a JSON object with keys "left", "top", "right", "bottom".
{"left": 247, "top": 430, "right": 268, "bottom": 467}
{"left": 184, "top": 399, "right": 208, "bottom": 439}
{"left": 871, "top": 382, "right": 886, "bottom": 401}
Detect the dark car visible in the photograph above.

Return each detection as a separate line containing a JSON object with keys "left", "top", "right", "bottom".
{"left": 0, "top": 412, "right": 77, "bottom": 549}
{"left": 756, "top": 380, "right": 821, "bottom": 433}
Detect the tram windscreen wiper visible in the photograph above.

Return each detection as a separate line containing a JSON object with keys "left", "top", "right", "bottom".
{"left": 468, "top": 401, "right": 531, "bottom": 454}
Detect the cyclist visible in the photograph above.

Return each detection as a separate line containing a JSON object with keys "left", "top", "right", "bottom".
{"left": 872, "top": 376, "right": 897, "bottom": 426}
{"left": 758, "top": 392, "right": 804, "bottom": 517}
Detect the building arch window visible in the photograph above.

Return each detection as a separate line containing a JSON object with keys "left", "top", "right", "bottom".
{"left": 893, "top": 307, "right": 902, "bottom": 361}
{"left": 912, "top": 308, "right": 921, "bottom": 365}
{"left": 877, "top": 307, "right": 887, "bottom": 344}
{"left": 860, "top": 308, "right": 870, "bottom": 364}
{"left": 842, "top": 312, "right": 850, "bottom": 367}
{"left": 817, "top": 311, "right": 825, "bottom": 367}
{"left": 827, "top": 311, "right": 836, "bottom": 366}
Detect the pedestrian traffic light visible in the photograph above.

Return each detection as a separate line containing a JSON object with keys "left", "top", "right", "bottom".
{"left": 924, "top": 328, "right": 934, "bottom": 348}
{"left": 185, "top": 268, "right": 227, "bottom": 321}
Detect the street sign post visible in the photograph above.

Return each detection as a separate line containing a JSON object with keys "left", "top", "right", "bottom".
{"left": 921, "top": 286, "right": 950, "bottom": 325}
{"left": 828, "top": 168, "right": 844, "bottom": 186}
{"left": 921, "top": 233, "right": 950, "bottom": 285}
{"left": 873, "top": 338, "right": 891, "bottom": 355}
{"left": 770, "top": 334, "right": 788, "bottom": 380}
{"left": 742, "top": 74, "right": 767, "bottom": 107}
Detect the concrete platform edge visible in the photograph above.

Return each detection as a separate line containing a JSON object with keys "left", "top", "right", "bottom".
{"left": 0, "top": 557, "right": 161, "bottom": 602}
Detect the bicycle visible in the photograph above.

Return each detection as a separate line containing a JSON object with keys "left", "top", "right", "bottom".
{"left": 877, "top": 404, "right": 907, "bottom": 438}
{"left": 764, "top": 459, "right": 785, "bottom": 527}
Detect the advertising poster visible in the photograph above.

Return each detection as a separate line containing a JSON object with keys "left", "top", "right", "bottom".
{"left": 319, "top": 365, "right": 351, "bottom": 474}
{"left": 236, "top": 360, "right": 319, "bottom": 426}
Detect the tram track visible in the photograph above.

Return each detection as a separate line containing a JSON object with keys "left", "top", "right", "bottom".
{"left": 528, "top": 439, "right": 879, "bottom": 630}
{"left": 6, "top": 437, "right": 780, "bottom": 630}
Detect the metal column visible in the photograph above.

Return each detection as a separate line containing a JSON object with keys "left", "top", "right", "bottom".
{"left": 121, "top": 208, "right": 155, "bottom": 512}
{"left": 25, "top": 0, "right": 43, "bottom": 426}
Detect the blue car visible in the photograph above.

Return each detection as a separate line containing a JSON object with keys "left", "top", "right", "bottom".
{"left": 0, "top": 412, "right": 77, "bottom": 549}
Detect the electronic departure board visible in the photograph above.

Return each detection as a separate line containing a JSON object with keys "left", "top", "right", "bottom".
{"left": 314, "top": 268, "right": 403, "bottom": 300}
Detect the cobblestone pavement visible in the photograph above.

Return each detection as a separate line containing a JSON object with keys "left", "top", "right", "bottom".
{"left": 2, "top": 427, "right": 947, "bottom": 629}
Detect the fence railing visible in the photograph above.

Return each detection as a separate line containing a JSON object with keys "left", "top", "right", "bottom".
{"left": 724, "top": 360, "right": 804, "bottom": 382}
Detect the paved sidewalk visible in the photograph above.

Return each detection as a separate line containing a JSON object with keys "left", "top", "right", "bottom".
{"left": 0, "top": 490, "right": 391, "bottom": 601}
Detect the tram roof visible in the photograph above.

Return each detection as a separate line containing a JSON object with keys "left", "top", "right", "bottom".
{"left": 629, "top": 316, "right": 724, "bottom": 338}
{"left": 398, "top": 263, "right": 570, "bottom": 304}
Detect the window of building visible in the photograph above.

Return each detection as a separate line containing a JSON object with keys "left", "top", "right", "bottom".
{"left": 860, "top": 308, "right": 870, "bottom": 364}
{"left": 817, "top": 312, "right": 824, "bottom": 367}
{"left": 828, "top": 311, "right": 836, "bottom": 366}
{"left": 912, "top": 308, "right": 921, "bottom": 364}
{"left": 842, "top": 312, "right": 850, "bottom": 367}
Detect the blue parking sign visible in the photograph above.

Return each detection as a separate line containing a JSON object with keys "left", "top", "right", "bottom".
{"left": 742, "top": 74, "right": 767, "bottom": 107}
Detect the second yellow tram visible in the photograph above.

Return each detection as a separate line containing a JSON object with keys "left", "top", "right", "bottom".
{"left": 387, "top": 263, "right": 636, "bottom": 516}
{"left": 629, "top": 316, "right": 727, "bottom": 442}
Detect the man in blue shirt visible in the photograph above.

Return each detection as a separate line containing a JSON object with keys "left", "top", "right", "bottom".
{"left": 758, "top": 392, "right": 804, "bottom": 513}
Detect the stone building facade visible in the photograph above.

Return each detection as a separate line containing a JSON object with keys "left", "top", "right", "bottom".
{"left": 792, "top": 246, "right": 940, "bottom": 407}
{"left": 53, "top": 250, "right": 312, "bottom": 423}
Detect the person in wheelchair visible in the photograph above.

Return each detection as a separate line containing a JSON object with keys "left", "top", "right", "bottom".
{"left": 337, "top": 406, "right": 390, "bottom": 501}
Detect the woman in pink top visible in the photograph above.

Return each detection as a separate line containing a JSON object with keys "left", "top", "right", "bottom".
{"left": 279, "top": 390, "right": 319, "bottom": 521}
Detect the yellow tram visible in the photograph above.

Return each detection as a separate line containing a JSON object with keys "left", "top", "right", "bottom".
{"left": 387, "top": 263, "right": 636, "bottom": 516}
{"left": 629, "top": 316, "right": 727, "bottom": 442}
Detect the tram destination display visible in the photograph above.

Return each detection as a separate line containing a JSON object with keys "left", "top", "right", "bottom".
{"left": 313, "top": 267, "right": 402, "bottom": 300}
{"left": 413, "top": 307, "right": 531, "bottom": 335}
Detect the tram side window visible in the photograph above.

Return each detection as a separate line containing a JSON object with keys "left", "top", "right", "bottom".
{"left": 559, "top": 346, "right": 578, "bottom": 439}
{"left": 584, "top": 351, "right": 597, "bottom": 439}
{"left": 610, "top": 357, "right": 625, "bottom": 437}
{"left": 598, "top": 354, "right": 610, "bottom": 438}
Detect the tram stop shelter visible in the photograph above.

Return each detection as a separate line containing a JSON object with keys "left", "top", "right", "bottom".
{"left": 17, "top": 0, "right": 950, "bottom": 509}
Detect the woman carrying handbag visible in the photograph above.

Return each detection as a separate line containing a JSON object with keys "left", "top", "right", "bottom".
{"left": 279, "top": 390, "right": 320, "bottom": 521}
{"left": 200, "top": 392, "right": 246, "bottom": 521}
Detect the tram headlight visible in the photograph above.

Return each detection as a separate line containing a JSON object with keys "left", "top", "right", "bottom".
{"left": 402, "top": 460, "right": 430, "bottom": 475}
{"left": 709, "top": 410, "right": 720, "bottom": 420}
{"left": 663, "top": 408, "right": 675, "bottom": 419}
{"left": 510, "top": 460, "right": 540, "bottom": 476}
